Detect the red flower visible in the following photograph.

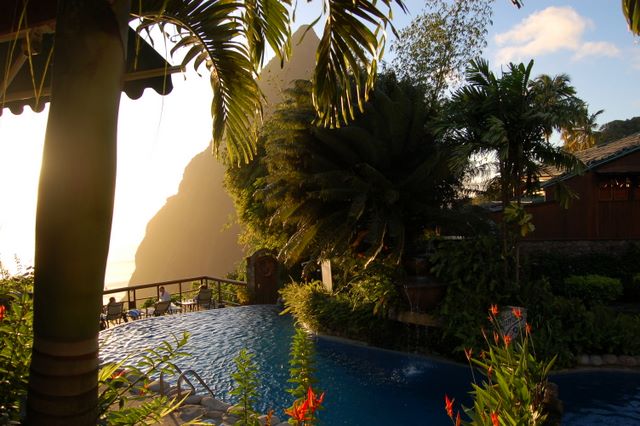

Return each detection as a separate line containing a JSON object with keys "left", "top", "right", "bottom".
{"left": 306, "top": 386, "right": 324, "bottom": 412}
{"left": 285, "top": 399, "right": 310, "bottom": 422}
{"left": 444, "top": 394, "right": 454, "bottom": 418}
{"left": 455, "top": 411, "right": 461, "bottom": 426}
{"left": 491, "top": 411, "right": 500, "bottom": 426}
{"left": 511, "top": 307, "right": 522, "bottom": 319}
{"left": 489, "top": 304, "right": 499, "bottom": 316}
{"left": 0, "top": 305, "right": 5, "bottom": 321}
{"left": 287, "top": 387, "right": 324, "bottom": 423}
{"left": 503, "top": 334, "right": 512, "bottom": 347}
{"left": 525, "top": 322, "right": 532, "bottom": 335}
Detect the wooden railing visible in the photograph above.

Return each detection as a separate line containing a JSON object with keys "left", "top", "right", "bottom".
{"left": 103, "top": 276, "right": 248, "bottom": 310}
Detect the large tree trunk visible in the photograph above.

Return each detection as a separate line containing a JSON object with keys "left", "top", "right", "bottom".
{"left": 27, "top": 1, "right": 129, "bottom": 424}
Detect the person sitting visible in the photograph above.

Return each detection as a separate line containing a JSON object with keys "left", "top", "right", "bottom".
{"left": 106, "top": 297, "right": 128, "bottom": 323}
{"left": 195, "top": 284, "right": 213, "bottom": 309}
{"left": 159, "top": 286, "right": 171, "bottom": 302}
{"left": 158, "top": 286, "right": 180, "bottom": 313}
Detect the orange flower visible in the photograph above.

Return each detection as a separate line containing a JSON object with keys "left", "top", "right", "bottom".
{"left": 493, "top": 331, "right": 500, "bottom": 345}
{"left": 491, "top": 411, "right": 499, "bottom": 426}
{"left": 265, "top": 409, "right": 274, "bottom": 426}
{"left": 455, "top": 411, "right": 461, "bottom": 426}
{"left": 525, "top": 322, "right": 532, "bottom": 335}
{"left": 487, "top": 366, "right": 493, "bottom": 378}
{"left": 306, "top": 386, "right": 324, "bottom": 412}
{"left": 511, "top": 307, "right": 522, "bottom": 319}
{"left": 503, "top": 334, "right": 512, "bottom": 347}
{"left": 489, "top": 304, "right": 499, "bottom": 316}
{"left": 0, "top": 305, "right": 5, "bottom": 321}
{"left": 110, "top": 369, "right": 125, "bottom": 380}
{"left": 444, "top": 394, "right": 454, "bottom": 418}
{"left": 285, "top": 399, "right": 310, "bottom": 422}
{"left": 464, "top": 348, "right": 473, "bottom": 361}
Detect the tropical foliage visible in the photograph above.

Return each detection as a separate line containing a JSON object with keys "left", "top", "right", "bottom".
{"left": 228, "top": 75, "right": 462, "bottom": 272}
{"left": 97, "top": 333, "right": 192, "bottom": 425}
{"left": 230, "top": 349, "right": 262, "bottom": 426}
{"left": 440, "top": 59, "right": 586, "bottom": 208}
{"left": 623, "top": 0, "right": 640, "bottom": 35}
{"left": 437, "top": 59, "right": 590, "bottom": 285}
{"left": 287, "top": 328, "right": 323, "bottom": 425}
{"left": 136, "top": 0, "right": 407, "bottom": 162}
{"left": 445, "top": 306, "right": 556, "bottom": 426}
{"left": 391, "top": 0, "right": 494, "bottom": 104}
{"left": 561, "top": 108, "right": 603, "bottom": 152}
{"left": 0, "top": 268, "right": 33, "bottom": 423}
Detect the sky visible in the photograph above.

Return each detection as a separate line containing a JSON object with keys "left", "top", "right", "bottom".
{"left": 0, "top": 1, "right": 638, "bottom": 285}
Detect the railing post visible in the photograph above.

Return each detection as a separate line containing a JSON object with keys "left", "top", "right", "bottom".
{"left": 217, "top": 281, "right": 222, "bottom": 306}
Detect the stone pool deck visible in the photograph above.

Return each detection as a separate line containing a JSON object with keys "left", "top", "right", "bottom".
{"left": 142, "top": 380, "right": 287, "bottom": 426}
{"left": 156, "top": 394, "right": 285, "bottom": 425}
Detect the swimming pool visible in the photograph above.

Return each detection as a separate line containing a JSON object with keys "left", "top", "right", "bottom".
{"left": 99, "top": 305, "right": 640, "bottom": 425}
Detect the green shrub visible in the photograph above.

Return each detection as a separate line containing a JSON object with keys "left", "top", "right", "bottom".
{"left": 523, "top": 242, "right": 640, "bottom": 301}
{"left": 347, "top": 265, "right": 403, "bottom": 316}
{"left": 280, "top": 281, "right": 405, "bottom": 348}
{"left": 0, "top": 270, "right": 33, "bottom": 423}
{"left": 431, "top": 236, "right": 513, "bottom": 356}
{"left": 561, "top": 275, "right": 622, "bottom": 305}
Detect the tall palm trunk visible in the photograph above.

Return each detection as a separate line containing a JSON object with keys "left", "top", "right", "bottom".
{"left": 27, "top": 1, "right": 129, "bottom": 424}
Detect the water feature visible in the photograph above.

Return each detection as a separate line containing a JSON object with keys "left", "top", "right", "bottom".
{"left": 99, "top": 305, "right": 640, "bottom": 425}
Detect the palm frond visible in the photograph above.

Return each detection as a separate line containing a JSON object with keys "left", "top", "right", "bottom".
{"left": 623, "top": 0, "right": 640, "bottom": 35}
{"left": 313, "top": 0, "right": 406, "bottom": 128}
{"left": 136, "top": 0, "right": 290, "bottom": 164}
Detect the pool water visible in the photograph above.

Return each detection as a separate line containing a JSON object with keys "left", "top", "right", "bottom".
{"left": 99, "top": 305, "right": 640, "bottom": 425}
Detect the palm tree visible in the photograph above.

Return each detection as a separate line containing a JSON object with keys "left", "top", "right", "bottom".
{"left": 257, "top": 76, "right": 460, "bottom": 272}
{"left": 26, "top": 1, "right": 405, "bottom": 424}
{"left": 438, "top": 58, "right": 586, "bottom": 285}
{"left": 561, "top": 108, "right": 603, "bottom": 152}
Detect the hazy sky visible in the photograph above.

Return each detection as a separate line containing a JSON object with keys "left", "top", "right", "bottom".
{"left": 0, "top": 1, "right": 638, "bottom": 284}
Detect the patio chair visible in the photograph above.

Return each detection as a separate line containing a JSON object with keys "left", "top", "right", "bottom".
{"left": 153, "top": 300, "right": 171, "bottom": 316}
{"left": 105, "top": 301, "right": 126, "bottom": 327}
{"left": 196, "top": 288, "right": 213, "bottom": 310}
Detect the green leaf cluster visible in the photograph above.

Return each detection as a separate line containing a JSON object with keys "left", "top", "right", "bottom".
{"left": 287, "top": 327, "right": 322, "bottom": 425}
{"left": 229, "top": 349, "right": 261, "bottom": 426}
{"left": 0, "top": 269, "right": 33, "bottom": 423}
{"left": 98, "top": 332, "right": 192, "bottom": 425}
{"left": 287, "top": 327, "right": 318, "bottom": 401}
{"left": 460, "top": 320, "right": 556, "bottom": 426}
{"left": 560, "top": 275, "right": 623, "bottom": 306}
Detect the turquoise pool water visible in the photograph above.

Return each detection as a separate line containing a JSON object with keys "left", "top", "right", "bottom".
{"left": 99, "top": 305, "right": 640, "bottom": 425}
